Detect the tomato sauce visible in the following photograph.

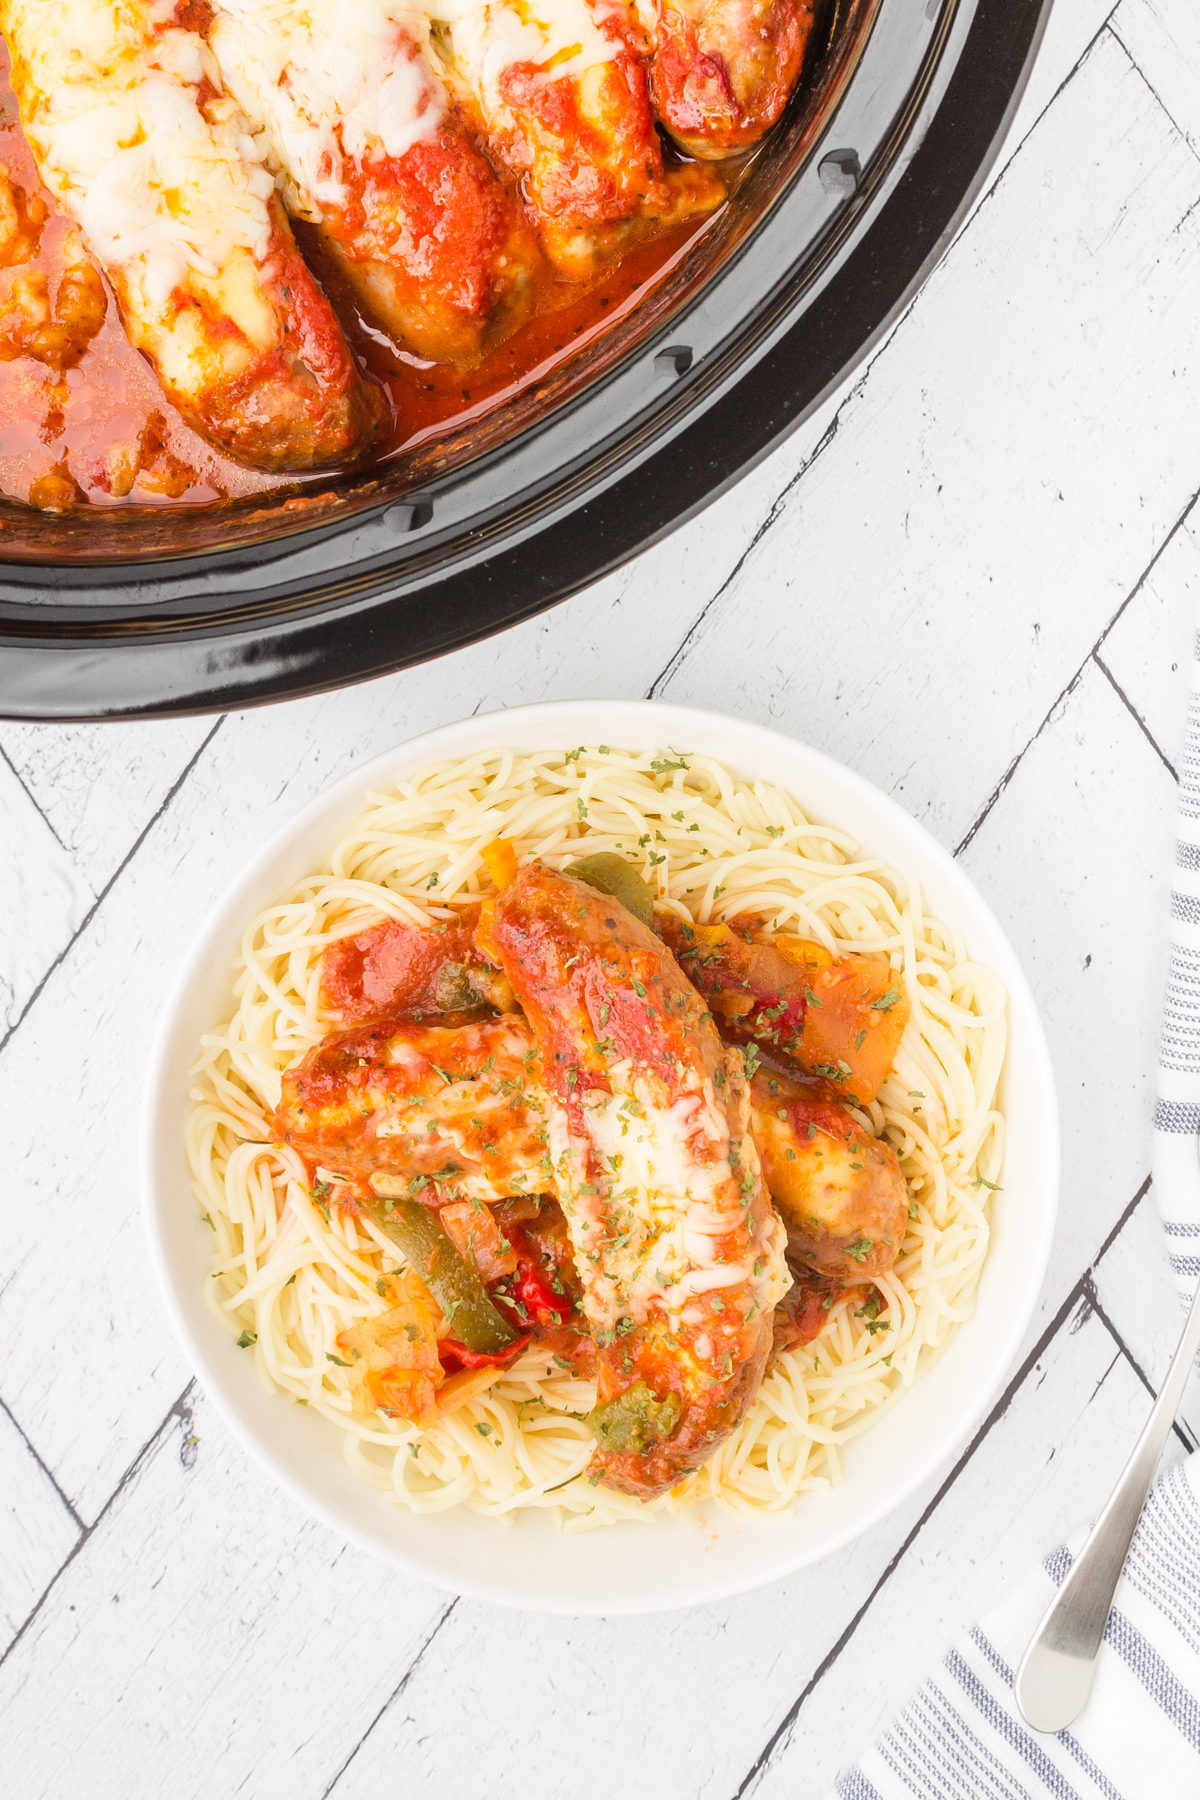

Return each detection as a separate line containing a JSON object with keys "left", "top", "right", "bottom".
{"left": 0, "top": 41, "right": 720, "bottom": 514}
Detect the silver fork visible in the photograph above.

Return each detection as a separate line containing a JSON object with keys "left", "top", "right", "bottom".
{"left": 1013, "top": 1274, "right": 1200, "bottom": 1734}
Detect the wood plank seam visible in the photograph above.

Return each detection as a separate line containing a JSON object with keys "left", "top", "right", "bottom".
{"left": 0, "top": 715, "right": 225, "bottom": 1063}
{"left": 955, "top": 479, "right": 1200, "bottom": 857}
{"left": 953, "top": 2, "right": 1125, "bottom": 238}
{"left": 0, "top": 1395, "right": 85, "bottom": 1534}
{"left": 1110, "top": 20, "right": 1200, "bottom": 168}
{"left": 1086, "top": 1281, "right": 1195, "bottom": 1450}
{"left": 646, "top": 406, "right": 847, "bottom": 698}
{"left": 0, "top": 1382, "right": 194, "bottom": 1677}
{"left": 1014, "top": 2, "right": 1124, "bottom": 144}
{"left": 321, "top": 1600, "right": 460, "bottom": 1799}
{"left": 1093, "top": 651, "right": 1178, "bottom": 778}
{"left": 727, "top": 1180, "right": 1157, "bottom": 1798}
{"left": 0, "top": 743, "right": 69, "bottom": 855}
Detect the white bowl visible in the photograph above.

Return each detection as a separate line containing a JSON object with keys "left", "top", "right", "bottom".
{"left": 143, "top": 700, "right": 1058, "bottom": 1615}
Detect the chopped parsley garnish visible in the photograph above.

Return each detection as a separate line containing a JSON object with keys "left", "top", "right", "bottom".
{"left": 844, "top": 1239, "right": 875, "bottom": 1263}
{"left": 236, "top": 1330, "right": 257, "bottom": 1349}
{"left": 875, "top": 987, "right": 901, "bottom": 1012}
{"left": 854, "top": 1290, "right": 889, "bottom": 1334}
{"left": 326, "top": 1353, "right": 351, "bottom": 1367}
{"left": 651, "top": 753, "right": 690, "bottom": 774}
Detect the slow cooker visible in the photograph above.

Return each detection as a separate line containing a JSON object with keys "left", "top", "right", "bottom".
{"left": 0, "top": 0, "right": 1051, "bottom": 720}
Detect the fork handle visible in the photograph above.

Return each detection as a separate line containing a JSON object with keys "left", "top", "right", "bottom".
{"left": 1014, "top": 1280, "right": 1200, "bottom": 1734}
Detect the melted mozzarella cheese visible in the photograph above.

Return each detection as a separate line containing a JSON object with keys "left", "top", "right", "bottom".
{"left": 210, "top": 0, "right": 444, "bottom": 216}
{"left": 429, "top": 0, "right": 625, "bottom": 117}
{"left": 358, "top": 1018, "right": 548, "bottom": 1204}
{"left": 554, "top": 1050, "right": 789, "bottom": 1346}
{"left": 368, "top": 1071, "right": 547, "bottom": 1204}
{"left": 3, "top": 0, "right": 275, "bottom": 304}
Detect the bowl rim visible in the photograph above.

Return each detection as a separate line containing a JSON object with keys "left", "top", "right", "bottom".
{"left": 142, "top": 699, "right": 1060, "bottom": 1613}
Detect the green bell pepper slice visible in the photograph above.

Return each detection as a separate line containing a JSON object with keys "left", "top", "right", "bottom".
{"left": 567, "top": 853, "right": 656, "bottom": 927}
{"left": 366, "top": 1197, "right": 518, "bottom": 1355}
{"left": 587, "top": 1380, "right": 683, "bottom": 1454}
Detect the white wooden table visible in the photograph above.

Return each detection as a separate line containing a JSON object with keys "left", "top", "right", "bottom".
{"left": 3, "top": 3, "right": 1200, "bottom": 1792}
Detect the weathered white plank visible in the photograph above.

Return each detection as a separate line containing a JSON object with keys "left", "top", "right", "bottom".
{"left": 1009, "top": 0, "right": 1116, "bottom": 134}
{"left": 1098, "top": 500, "right": 1199, "bottom": 771}
{"left": 330, "top": 1304, "right": 1159, "bottom": 1800}
{"left": 1096, "top": 1211, "right": 1200, "bottom": 1458}
{"left": 0, "top": 1387, "right": 451, "bottom": 1800}
{"left": 330, "top": 1470, "right": 934, "bottom": 1800}
{"left": 656, "top": 29, "right": 1200, "bottom": 852}
{"left": 0, "top": 1401, "right": 80, "bottom": 1654}
{"left": 1091, "top": 1183, "right": 1200, "bottom": 1446}
{"left": 0, "top": 753, "right": 95, "bottom": 1034}
{"left": 1111, "top": 0, "right": 1200, "bottom": 152}
{"left": 0, "top": 718, "right": 217, "bottom": 901}
{"left": 750, "top": 1307, "right": 1181, "bottom": 1800}
{"left": 959, "top": 661, "right": 1175, "bottom": 1315}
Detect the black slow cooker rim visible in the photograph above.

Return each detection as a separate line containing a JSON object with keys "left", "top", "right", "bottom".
{"left": 0, "top": 0, "right": 1051, "bottom": 719}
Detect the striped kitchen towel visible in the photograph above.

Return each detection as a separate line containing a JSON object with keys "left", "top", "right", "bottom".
{"left": 828, "top": 1448, "right": 1200, "bottom": 1798}
{"left": 1154, "top": 632, "right": 1200, "bottom": 1304}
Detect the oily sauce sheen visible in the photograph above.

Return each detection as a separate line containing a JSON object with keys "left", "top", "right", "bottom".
{"left": 0, "top": 41, "right": 719, "bottom": 514}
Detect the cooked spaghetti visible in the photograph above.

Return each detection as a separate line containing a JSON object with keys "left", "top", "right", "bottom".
{"left": 186, "top": 744, "right": 1006, "bottom": 1530}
